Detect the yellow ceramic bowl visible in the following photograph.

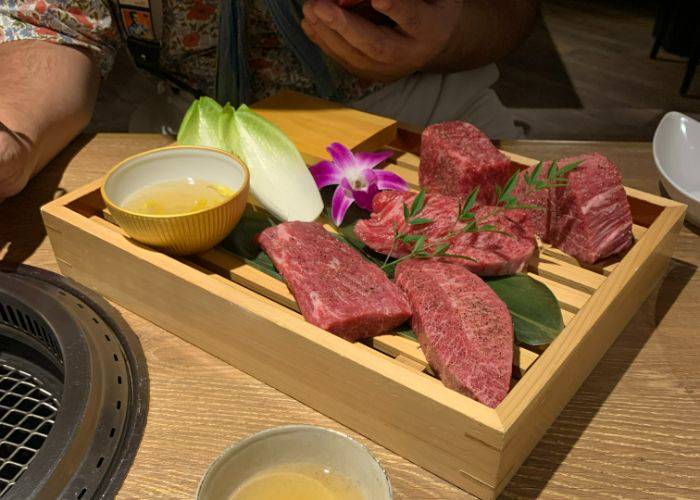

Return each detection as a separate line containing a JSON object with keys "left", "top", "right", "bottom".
{"left": 101, "top": 145, "right": 249, "bottom": 255}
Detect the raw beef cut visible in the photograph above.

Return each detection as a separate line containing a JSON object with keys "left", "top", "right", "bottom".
{"left": 420, "top": 121, "right": 513, "bottom": 204}
{"left": 354, "top": 190, "right": 460, "bottom": 257}
{"left": 547, "top": 153, "right": 633, "bottom": 263}
{"left": 512, "top": 163, "right": 550, "bottom": 240}
{"left": 395, "top": 260, "right": 513, "bottom": 408}
{"left": 446, "top": 206, "right": 536, "bottom": 276}
{"left": 257, "top": 222, "right": 411, "bottom": 341}
{"left": 354, "top": 191, "right": 536, "bottom": 276}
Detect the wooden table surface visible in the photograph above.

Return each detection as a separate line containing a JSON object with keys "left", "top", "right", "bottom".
{"left": 1, "top": 135, "right": 698, "bottom": 499}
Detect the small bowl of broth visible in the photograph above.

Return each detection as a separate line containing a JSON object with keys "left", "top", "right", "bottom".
{"left": 197, "top": 425, "right": 392, "bottom": 500}
{"left": 101, "top": 145, "right": 249, "bottom": 255}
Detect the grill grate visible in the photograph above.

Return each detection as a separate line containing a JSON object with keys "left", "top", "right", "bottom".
{"left": 0, "top": 301, "right": 62, "bottom": 365}
{"left": 0, "top": 363, "right": 59, "bottom": 497}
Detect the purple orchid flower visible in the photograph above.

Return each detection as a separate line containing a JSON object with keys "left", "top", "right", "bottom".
{"left": 310, "top": 143, "right": 408, "bottom": 226}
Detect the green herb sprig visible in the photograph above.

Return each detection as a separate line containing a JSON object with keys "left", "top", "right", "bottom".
{"left": 456, "top": 159, "right": 583, "bottom": 236}
{"left": 381, "top": 189, "right": 474, "bottom": 270}
{"left": 380, "top": 158, "right": 581, "bottom": 270}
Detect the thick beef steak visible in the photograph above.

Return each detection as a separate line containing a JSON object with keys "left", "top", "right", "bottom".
{"left": 395, "top": 260, "right": 513, "bottom": 408}
{"left": 355, "top": 191, "right": 536, "bottom": 276}
{"left": 547, "top": 153, "right": 633, "bottom": 263}
{"left": 419, "top": 121, "right": 513, "bottom": 204}
{"left": 257, "top": 222, "right": 411, "bottom": 341}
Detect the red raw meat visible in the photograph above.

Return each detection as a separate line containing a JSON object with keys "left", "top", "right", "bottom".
{"left": 547, "top": 153, "right": 633, "bottom": 263}
{"left": 395, "top": 260, "right": 513, "bottom": 408}
{"left": 257, "top": 222, "right": 411, "bottom": 341}
{"left": 446, "top": 206, "right": 536, "bottom": 276}
{"left": 512, "top": 163, "right": 550, "bottom": 240}
{"left": 419, "top": 121, "right": 513, "bottom": 204}
{"left": 355, "top": 190, "right": 459, "bottom": 257}
{"left": 354, "top": 191, "right": 536, "bottom": 276}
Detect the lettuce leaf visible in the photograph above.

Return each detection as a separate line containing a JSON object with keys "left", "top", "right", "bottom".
{"left": 178, "top": 98, "right": 323, "bottom": 222}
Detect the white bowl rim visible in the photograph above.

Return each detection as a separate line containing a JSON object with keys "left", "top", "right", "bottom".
{"left": 101, "top": 145, "right": 250, "bottom": 219}
{"left": 652, "top": 111, "right": 700, "bottom": 203}
{"left": 196, "top": 424, "right": 393, "bottom": 499}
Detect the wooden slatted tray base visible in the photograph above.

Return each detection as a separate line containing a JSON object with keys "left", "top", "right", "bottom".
{"left": 41, "top": 94, "right": 686, "bottom": 499}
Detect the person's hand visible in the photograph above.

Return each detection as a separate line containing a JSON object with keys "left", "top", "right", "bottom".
{"left": 0, "top": 125, "right": 35, "bottom": 202}
{"left": 301, "top": 0, "right": 464, "bottom": 82}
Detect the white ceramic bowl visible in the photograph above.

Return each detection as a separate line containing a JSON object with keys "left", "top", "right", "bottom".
{"left": 653, "top": 111, "right": 700, "bottom": 227}
{"left": 197, "top": 425, "right": 392, "bottom": 500}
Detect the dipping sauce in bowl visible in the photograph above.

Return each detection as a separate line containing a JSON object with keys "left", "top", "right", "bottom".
{"left": 230, "top": 462, "right": 362, "bottom": 500}
{"left": 198, "top": 425, "right": 392, "bottom": 500}
{"left": 122, "top": 178, "right": 235, "bottom": 216}
{"left": 101, "top": 145, "right": 249, "bottom": 255}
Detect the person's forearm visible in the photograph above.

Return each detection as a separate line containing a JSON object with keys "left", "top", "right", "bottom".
{"left": 431, "top": 0, "right": 539, "bottom": 72}
{"left": 0, "top": 40, "right": 99, "bottom": 197}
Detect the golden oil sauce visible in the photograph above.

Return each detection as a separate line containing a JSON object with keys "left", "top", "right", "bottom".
{"left": 230, "top": 463, "right": 365, "bottom": 500}
{"left": 122, "top": 178, "right": 234, "bottom": 215}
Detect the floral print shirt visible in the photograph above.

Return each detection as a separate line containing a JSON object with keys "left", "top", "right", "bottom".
{"left": 0, "top": 0, "right": 383, "bottom": 102}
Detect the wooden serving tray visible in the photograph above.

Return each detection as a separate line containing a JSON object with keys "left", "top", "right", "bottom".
{"left": 41, "top": 92, "right": 686, "bottom": 499}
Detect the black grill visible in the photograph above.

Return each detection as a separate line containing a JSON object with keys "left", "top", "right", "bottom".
{"left": 0, "top": 302, "right": 62, "bottom": 365}
{"left": 0, "top": 264, "right": 148, "bottom": 499}
{"left": 0, "top": 363, "right": 59, "bottom": 496}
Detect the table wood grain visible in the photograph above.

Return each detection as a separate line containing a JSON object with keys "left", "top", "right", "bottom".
{"left": 1, "top": 135, "right": 698, "bottom": 499}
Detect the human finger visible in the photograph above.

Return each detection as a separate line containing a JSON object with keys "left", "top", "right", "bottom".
{"left": 311, "top": 0, "right": 412, "bottom": 66}
{"left": 301, "top": 19, "right": 396, "bottom": 81}
{"left": 371, "top": 0, "right": 462, "bottom": 42}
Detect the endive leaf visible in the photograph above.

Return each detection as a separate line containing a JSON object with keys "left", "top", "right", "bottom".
{"left": 177, "top": 97, "right": 224, "bottom": 148}
{"left": 228, "top": 105, "right": 323, "bottom": 222}
{"left": 177, "top": 99, "right": 324, "bottom": 222}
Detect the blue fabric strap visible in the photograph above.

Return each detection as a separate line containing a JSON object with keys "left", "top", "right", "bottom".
{"left": 265, "top": 0, "right": 338, "bottom": 100}
{"left": 216, "top": 0, "right": 250, "bottom": 106}
{"left": 216, "top": 0, "right": 338, "bottom": 106}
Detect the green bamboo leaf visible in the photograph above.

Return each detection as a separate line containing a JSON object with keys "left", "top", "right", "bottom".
{"left": 485, "top": 274, "right": 564, "bottom": 345}
{"left": 432, "top": 243, "right": 450, "bottom": 256}
{"left": 501, "top": 171, "right": 520, "bottom": 200}
{"left": 547, "top": 159, "right": 559, "bottom": 180}
{"left": 461, "top": 187, "right": 480, "bottom": 217}
{"left": 410, "top": 189, "right": 426, "bottom": 217}
{"left": 402, "top": 203, "right": 410, "bottom": 221}
{"left": 401, "top": 234, "right": 423, "bottom": 243}
{"left": 221, "top": 207, "right": 564, "bottom": 347}
{"left": 477, "top": 225, "right": 514, "bottom": 237}
{"left": 219, "top": 206, "right": 281, "bottom": 280}
{"left": 413, "top": 235, "right": 426, "bottom": 253}
{"left": 530, "top": 160, "right": 543, "bottom": 182}
{"left": 557, "top": 159, "right": 583, "bottom": 177}
{"left": 463, "top": 221, "right": 478, "bottom": 232}
{"left": 408, "top": 217, "right": 433, "bottom": 225}
{"left": 391, "top": 274, "right": 564, "bottom": 346}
